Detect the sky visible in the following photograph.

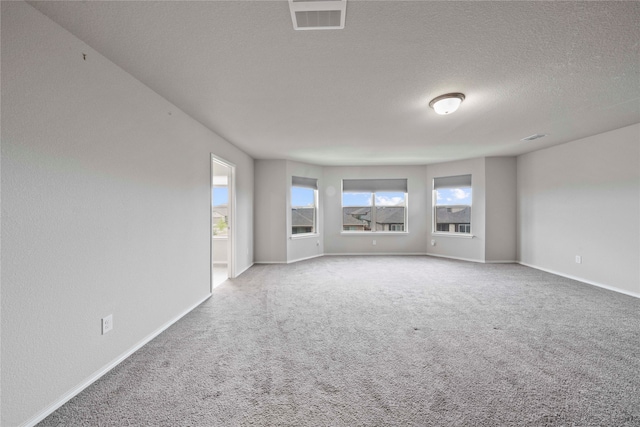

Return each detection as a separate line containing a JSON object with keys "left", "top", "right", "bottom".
{"left": 292, "top": 187, "right": 315, "bottom": 207}
{"left": 213, "top": 187, "right": 228, "bottom": 206}
{"left": 293, "top": 188, "right": 472, "bottom": 206}
{"left": 342, "top": 192, "right": 405, "bottom": 206}
{"left": 436, "top": 187, "right": 472, "bottom": 205}
{"left": 229, "top": 186, "right": 472, "bottom": 207}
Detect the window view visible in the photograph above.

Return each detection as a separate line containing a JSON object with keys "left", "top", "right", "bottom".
{"left": 342, "top": 179, "right": 407, "bottom": 232}
{"left": 433, "top": 174, "right": 472, "bottom": 234}
{"left": 291, "top": 176, "right": 317, "bottom": 235}
{"left": 212, "top": 183, "right": 229, "bottom": 237}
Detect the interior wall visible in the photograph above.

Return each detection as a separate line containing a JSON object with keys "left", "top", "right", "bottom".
{"left": 1, "top": 2, "right": 254, "bottom": 426}
{"left": 254, "top": 159, "right": 287, "bottom": 263}
{"left": 426, "top": 158, "right": 487, "bottom": 262}
{"left": 518, "top": 124, "right": 640, "bottom": 296}
{"left": 323, "top": 165, "right": 429, "bottom": 255}
{"left": 485, "top": 157, "right": 517, "bottom": 262}
{"left": 286, "top": 160, "right": 324, "bottom": 262}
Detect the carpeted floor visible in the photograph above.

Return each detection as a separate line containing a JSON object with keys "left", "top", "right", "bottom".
{"left": 39, "top": 256, "right": 640, "bottom": 426}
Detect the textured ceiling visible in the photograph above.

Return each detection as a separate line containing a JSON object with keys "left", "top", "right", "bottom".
{"left": 28, "top": 0, "right": 640, "bottom": 166}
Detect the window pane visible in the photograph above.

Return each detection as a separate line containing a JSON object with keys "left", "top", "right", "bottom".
{"left": 212, "top": 186, "right": 229, "bottom": 236}
{"left": 375, "top": 206, "right": 405, "bottom": 231}
{"left": 375, "top": 191, "right": 405, "bottom": 206}
{"left": 342, "top": 192, "right": 372, "bottom": 207}
{"left": 292, "top": 186, "right": 315, "bottom": 207}
{"left": 434, "top": 185, "right": 472, "bottom": 234}
{"left": 292, "top": 186, "right": 316, "bottom": 235}
{"left": 435, "top": 187, "right": 472, "bottom": 206}
{"left": 343, "top": 207, "right": 371, "bottom": 231}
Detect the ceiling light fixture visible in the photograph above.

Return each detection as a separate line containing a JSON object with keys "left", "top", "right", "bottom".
{"left": 429, "top": 93, "right": 465, "bottom": 115}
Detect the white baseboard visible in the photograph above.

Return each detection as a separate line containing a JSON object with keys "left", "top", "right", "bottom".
{"left": 518, "top": 262, "right": 640, "bottom": 299}
{"left": 425, "top": 253, "right": 484, "bottom": 263}
{"left": 485, "top": 260, "right": 518, "bottom": 264}
{"left": 254, "top": 260, "right": 287, "bottom": 264}
{"left": 234, "top": 262, "right": 254, "bottom": 277}
{"left": 23, "top": 293, "right": 213, "bottom": 427}
{"left": 327, "top": 252, "right": 428, "bottom": 256}
{"left": 287, "top": 253, "right": 324, "bottom": 264}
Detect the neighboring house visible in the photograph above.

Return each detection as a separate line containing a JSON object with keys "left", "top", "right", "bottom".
{"left": 435, "top": 206, "right": 471, "bottom": 233}
{"left": 212, "top": 205, "right": 229, "bottom": 235}
{"left": 343, "top": 206, "right": 405, "bottom": 231}
{"left": 292, "top": 207, "right": 314, "bottom": 234}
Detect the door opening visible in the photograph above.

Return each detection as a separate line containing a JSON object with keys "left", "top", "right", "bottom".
{"left": 211, "top": 155, "right": 235, "bottom": 290}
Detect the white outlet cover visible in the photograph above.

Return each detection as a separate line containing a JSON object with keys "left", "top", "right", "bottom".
{"left": 102, "top": 314, "right": 113, "bottom": 335}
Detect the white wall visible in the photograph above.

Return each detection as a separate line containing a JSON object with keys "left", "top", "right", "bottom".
{"left": 286, "top": 161, "right": 324, "bottom": 262}
{"left": 1, "top": 3, "right": 253, "bottom": 425}
{"left": 426, "top": 158, "right": 487, "bottom": 262}
{"left": 254, "top": 159, "right": 287, "bottom": 263}
{"left": 485, "top": 157, "right": 517, "bottom": 262}
{"left": 518, "top": 124, "right": 640, "bottom": 296}
{"left": 323, "top": 165, "right": 429, "bottom": 255}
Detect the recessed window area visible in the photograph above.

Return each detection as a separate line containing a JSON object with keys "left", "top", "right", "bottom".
{"left": 433, "top": 174, "right": 472, "bottom": 235}
{"left": 342, "top": 179, "right": 407, "bottom": 232}
{"left": 291, "top": 176, "right": 318, "bottom": 235}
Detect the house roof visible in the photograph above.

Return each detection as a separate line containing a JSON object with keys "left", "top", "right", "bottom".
{"left": 292, "top": 208, "right": 314, "bottom": 227}
{"left": 29, "top": 2, "right": 640, "bottom": 166}
{"left": 436, "top": 206, "right": 471, "bottom": 224}
{"left": 212, "top": 206, "right": 228, "bottom": 218}
{"left": 343, "top": 206, "right": 405, "bottom": 226}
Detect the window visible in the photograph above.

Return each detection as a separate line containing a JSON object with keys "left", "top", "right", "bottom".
{"left": 212, "top": 177, "right": 229, "bottom": 237}
{"left": 433, "top": 174, "right": 472, "bottom": 234}
{"left": 342, "top": 179, "right": 407, "bottom": 232}
{"left": 291, "top": 176, "right": 317, "bottom": 235}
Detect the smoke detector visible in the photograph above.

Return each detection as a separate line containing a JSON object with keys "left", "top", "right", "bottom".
{"left": 288, "top": 0, "right": 347, "bottom": 30}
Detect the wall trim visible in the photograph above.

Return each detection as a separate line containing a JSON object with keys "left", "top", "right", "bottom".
{"left": 327, "top": 252, "right": 428, "bottom": 256}
{"left": 254, "top": 261, "right": 288, "bottom": 264}
{"left": 518, "top": 262, "right": 640, "bottom": 299}
{"left": 234, "top": 262, "right": 254, "bottom": 277}
{"left": 425, "top": 253, "right": 484, "bottom": 263}
{"left": 287, "top": 253, "right": 324, "bottom": 264}
{"left": 22, "top": 293, "right": 213, "bottom": 427}
{"left": 485, "top": 260, "right": 518, "bottom": 264}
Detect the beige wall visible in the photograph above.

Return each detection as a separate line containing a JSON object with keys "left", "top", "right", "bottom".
{"left": 485, "top": 157, "right": 518, "bottom": 262}
{"left": 254, "top": 160, "right": 287, "bottom": 263}
{"left": 517, "top": 124, "right": 640, "bottom": 296}
{"left": 1, "top": 3, "right": 253, "bottom": 425}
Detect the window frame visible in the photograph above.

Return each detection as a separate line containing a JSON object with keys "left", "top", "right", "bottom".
{"left": 341, "top": 179, "right": 408, "bottom": 234}
{"left": 432, "top": 174, "right": 473, "bottom": 237}
{"left": 291, "top": 177, "right": 318, "bottom": 238}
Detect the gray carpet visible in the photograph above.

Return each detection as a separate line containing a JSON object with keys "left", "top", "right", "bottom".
{"left": 39, "top": 256, "right": 640, "bottom": 426}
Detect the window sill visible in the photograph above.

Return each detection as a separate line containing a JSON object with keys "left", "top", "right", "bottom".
{"left": 290, "top": 233, "right": 319, "bottom": 240}
{"left": 340, "top": 231, "right": 409, "bottom": 236}
{"left": 212, "top": 235, "right": 229, "bottom": 240}
{"left": 431, "top": 232, "right": 474, "bottom": 239}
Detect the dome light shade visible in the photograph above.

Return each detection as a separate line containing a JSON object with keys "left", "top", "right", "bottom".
{"left": 429, "top": 93, "right": 465, "bottom": 115}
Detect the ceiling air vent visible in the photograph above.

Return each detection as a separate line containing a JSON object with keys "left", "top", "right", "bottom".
{"left": 289, "top": 0, "right": 346, "bottom": 30}
{"left": 521, "top": 133, "right": 547, "bottom": 142}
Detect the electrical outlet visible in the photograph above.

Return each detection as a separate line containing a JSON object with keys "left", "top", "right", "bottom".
{"left": 102, "top": 314, "right": 113, "bottom": 335}
{"left": 431, "top": 239, "right": 436, "bottom": 246}
{"left": 372, "top": 240, "right": 376, "bottom": 246}
{"left": 575, "top": 255, "right": 582, "bottom": 264}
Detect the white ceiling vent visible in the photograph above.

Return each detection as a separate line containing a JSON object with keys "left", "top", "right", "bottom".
{"left": 521, "top": 133, "right": 547, "bottom": 142}
{"left": 289, "top": 0, "right": 346, "bottom": 30}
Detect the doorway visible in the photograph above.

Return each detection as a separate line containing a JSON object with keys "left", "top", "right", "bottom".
{"left": 211, "top": 155, "right": 235, "bottom": 290}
